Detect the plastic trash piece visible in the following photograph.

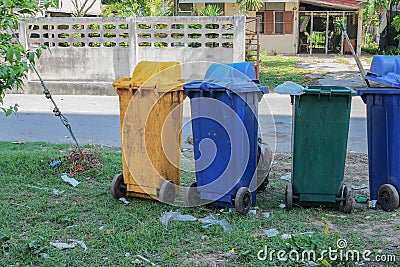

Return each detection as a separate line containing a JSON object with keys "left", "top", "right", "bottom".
{"left": 273, "top": 81, "right": 305, "bottom": 95}
{"left": 50, "top": 239, "right": 87, "bottom": 251}
{"left": 368, "top": 200, "right": 377, "bottom": 209}
{"left": 118, "top": 197, "right": 130, "bottom": 205}
{"left": 280, "top": 173, "right": 291, "bottom": 181}
{"left": 263, "top": 228, "right": 279, "bottom": 237}
{"left": 352, "top": 184, "right": 368, "bottom": 190}
{"left": 26, "top": 185, "right": 65, "bottom": 195}
{"left": 281, "top": 234, "right": 292, "bottom": 240}
{"left": 61, "top": 174, "right": 80, "bottom": 187}
{"left": 69, "top": 239, "right": 88, "bottom": 251}
{"left": 279, "top": 204, "right": 286, "bottom": 209}
{"left": 160, "top": 211, "right": 232, "bottom": 232}
{"left": 135, "top": 255, "right": 159, "bottom": 267}
{"left": 262, "top": 212, "right": 271, "bottom": 218}
{"left": 49, "top": 160, "right": 61, "bottom": 167}
{"left": 356, "top": 196, "right": 369, "bottom": 203}
{"left": 50, "top": 242, "right": 76, "bottom": 250}
{"left": 248, "top": 210, "right": 257, "bottom": 215}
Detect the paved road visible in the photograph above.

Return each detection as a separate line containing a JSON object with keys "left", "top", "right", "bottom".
{"left": 1, "top": 93, "right": 367, "bottom": 153}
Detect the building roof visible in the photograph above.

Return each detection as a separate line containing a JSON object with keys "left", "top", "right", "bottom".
{"left": 301, "top": 0, "right": 362, "bottom": 11}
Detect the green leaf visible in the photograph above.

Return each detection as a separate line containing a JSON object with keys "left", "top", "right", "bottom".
{"left": 35, "top": 48, "right": 42, "bottom": 58}
{"left": 27, "top": 51, "right": 35, "bottom": 63}
{"left": 6, "top": 48, "right": 14, "bottom": 62}
{"left": 5, "top": 108, "right": 13, "bottom": 117}
{"left": 321, "top": 259, "right": 331, "bottom": 266}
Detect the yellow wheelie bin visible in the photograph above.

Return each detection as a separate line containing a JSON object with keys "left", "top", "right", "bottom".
{"left": 110, "top": 61, "right": 185, "bottom": 204}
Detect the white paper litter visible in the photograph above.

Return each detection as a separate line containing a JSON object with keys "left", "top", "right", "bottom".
{"left": 279, "top": 204, "right": 286, "bottom": 209}
{"left": 61, "top": 174, "right": 80, "bottom": 187}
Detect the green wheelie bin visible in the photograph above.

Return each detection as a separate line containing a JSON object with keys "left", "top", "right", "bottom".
{"left": 285, "top": 86, "right": 355, "bottom": 213}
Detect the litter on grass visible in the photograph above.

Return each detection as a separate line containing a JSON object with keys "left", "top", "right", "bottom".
{"left": 279, "top": 204, "right": 286, "bottom": 209}
{"left": 263, "top": 228, "right": 279, "bottom": 237}
{"left": 26, "top": 185, "right": 65, "bottom": 195}
{"left": 50, "top": 239, "right": 87, "bottom": 251}
{"left": 262, "top": 212, "right": 271, "bottom": 218}
{"left": 160, "top": 211, "right": 232, "bottom": 232}
{"left": 49, "top": 159, "right": 61, "bottom": 167}
{"left": 135, "top": 255, "right": 158, "bottom": 267}
{"left": 119, "top": 197, "right": 130, "bottom": 205}
{"left": 352, "top": 184, "right": 368, "bottom": 190}
{"left": 281, "top": 233, "right": 292, "bottom": 240}
{"left": 280, "top": 172, "right": 291, "bottom": 181}
{"left": 356, "top": 196, "right": 369, "bottom": 203}
{"left": 61, "top": 174, "right": 80, "bottom": 187}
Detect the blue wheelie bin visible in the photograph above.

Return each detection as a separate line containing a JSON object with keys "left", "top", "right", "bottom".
{"left": 358, "top": 55, "right": 400, "bottom": 211}
{"left": 183, "top": 62, "right": 268, "bottom": 214}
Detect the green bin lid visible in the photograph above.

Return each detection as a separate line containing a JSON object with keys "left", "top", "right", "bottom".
{"left": 303, "top": 86, "right": 356, "bottom": 96}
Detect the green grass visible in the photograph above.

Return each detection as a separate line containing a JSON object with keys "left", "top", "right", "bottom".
{"left": 258, "top": 53, "right": 312, "bottom": 89}
{"left": 0, "top": 142, "right": 398, "bottom": 266}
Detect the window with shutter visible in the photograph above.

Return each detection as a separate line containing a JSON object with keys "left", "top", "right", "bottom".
{"left": 284, "top": 11, "right": 294, "bottom": 34}
{"left": 265, "top": 11, "right": 274, "bottom": 35}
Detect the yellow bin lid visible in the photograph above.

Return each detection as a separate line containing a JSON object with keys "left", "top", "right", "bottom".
{"left": 112, "top": 61, "right": 183, "bottom": 92}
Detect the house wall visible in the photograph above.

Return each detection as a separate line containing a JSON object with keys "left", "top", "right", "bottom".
{"left": 47, "top": 0, "right": 102, "bottom": 16}
{"left": 19, "top": 16, "right": 246, "bottom": 95}
{"left": 257, "top": 2, "right": 299, "bottom": 55}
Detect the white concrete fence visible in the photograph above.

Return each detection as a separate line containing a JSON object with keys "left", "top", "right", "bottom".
{"left": 19, "top": 16, "right": 246, "bottom": 95}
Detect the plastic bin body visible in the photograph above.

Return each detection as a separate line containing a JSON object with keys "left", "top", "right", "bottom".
{"left": 358, "top": 89, "right": 400, "bottom": 200}
{"left": 112, "top": 61, "right": 184, "bottom": 199}
{"left": 291, "top": 86, "right": 354, "bottom": 204}
{"left": 184, "top": 63, "right": 266, "bottom": 207}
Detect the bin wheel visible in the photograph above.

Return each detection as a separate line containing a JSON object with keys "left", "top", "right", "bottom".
{"left": 235, "top": 187, "right": 252, "bottom": 215}
{"left": 159, "top": 180, "right": 176, "bottom": 204}
{"left": 184, "top": 182, "right": 201, "bottom": 207}
{"left": 110, "top": 173, "right": 126, "bottom": 199}
{"left": 285, "top": 184, "right": 293, "bottom": 211}
{"left": 378, "top": 184, "right": 400, "bottom": 211}
{"left": 342, "top": 185, "right": 353, "bottom": 214}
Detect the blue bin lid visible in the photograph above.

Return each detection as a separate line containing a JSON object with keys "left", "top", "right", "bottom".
{"left": 358, "top": 88, "right": 400, "bottom": 96}
{"left": 205, "top": 62, "right": 257, "bottom": 81}
{"left": 184, "top": 62, "right": 268, "bottom": 93}
{"left": 365, "top": 55, "right": 400, "bottom": 88}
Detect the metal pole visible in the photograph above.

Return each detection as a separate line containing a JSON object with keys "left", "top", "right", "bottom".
{"left": 310, "top": 12, "right": 313, "bottom": 55}
{"left": 174, "top": 0, "right": 179, "bottom": 16}
{"left": 325, "top": 12, "right": 329, "bottom": 54}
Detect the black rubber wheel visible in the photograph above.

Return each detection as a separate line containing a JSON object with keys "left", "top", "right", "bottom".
{"left": 110, "top": 173, "right": 126, "bottom": 199}
{"left": 285, "top": 184, "right": 293, "bottom": 211}
{"left": 159, "top": 180, "right": 176, "bottom": 204}
{"left": 378, "top": 184, "right": 400, "bottom": 211}
{"left": 184, "top": 182, "right": 201, "bottom": 207}
{"left": 235, "top": 187, "right": 252, "bottom": 215}
{"left": 342, "top": 185, "right": 353, "bottom": 214}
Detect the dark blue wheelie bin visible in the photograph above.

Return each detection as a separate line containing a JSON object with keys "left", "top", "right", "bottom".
{"left": 183, "top": 62, "right": 268, "bottom": 214}
{"left": 358, "top": 55, "right": 400, "bottom": 211}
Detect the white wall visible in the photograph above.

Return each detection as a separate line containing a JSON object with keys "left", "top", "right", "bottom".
{"left": 20, "top": 16, "right": 246, "bottom": 95}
